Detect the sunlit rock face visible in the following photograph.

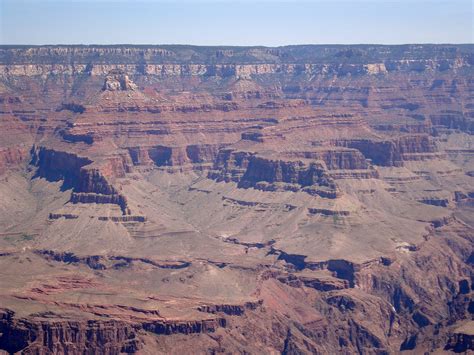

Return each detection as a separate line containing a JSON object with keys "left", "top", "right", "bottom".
{"left": 0, "top": 44, "right": 473, "bottom": 354}
{"left": 103, "top": 69, "right": 138, "bottom": 91}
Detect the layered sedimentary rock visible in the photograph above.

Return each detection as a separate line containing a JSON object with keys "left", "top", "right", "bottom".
{"left": 32, "top": 147, "right": 132, "bottom": 214}
{"left": 1, "top": 44, "right": 472, "bottom": 78}
{"left": 332, "top": 134, "right": 439, "bottom": 166}
{"left": 0, "top": 44, "right": 473, "bottom": 354}
{"left": 103, "top": 69, "right": 138, "bottom": 91}
{"left": 0, "top": 309, "right": 142, "bottom": 354}
{"left": 0, "top": 146, "right": 29, "bottom": 175}
{"left": 209, "top": 150, "right": 339, "bottom": 197}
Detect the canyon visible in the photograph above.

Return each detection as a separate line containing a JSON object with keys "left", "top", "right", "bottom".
{"left": 0, "top": 44, "right": 473, "bottom": 354}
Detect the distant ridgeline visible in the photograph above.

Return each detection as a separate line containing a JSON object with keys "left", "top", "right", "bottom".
{"left": 0, "top": 44, "right": 472, "bottom": 77}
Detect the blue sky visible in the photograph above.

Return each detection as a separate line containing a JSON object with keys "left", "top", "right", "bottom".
{"left": 0, "top": 0, "right": 472, "bottom": 45}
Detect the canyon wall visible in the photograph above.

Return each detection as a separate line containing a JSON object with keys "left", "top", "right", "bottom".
{"left": 1, "top": 44, "right": 472, "bottom": 77}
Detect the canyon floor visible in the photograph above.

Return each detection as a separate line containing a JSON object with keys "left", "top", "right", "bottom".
{"left": 0, "top": 44, "right": 473, "bottom": 354}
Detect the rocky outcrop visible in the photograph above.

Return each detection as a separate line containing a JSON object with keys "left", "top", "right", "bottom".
{"left": 0, "top": 306, "right": 228, "bottom": 354}
{"left": 307, "top": 208, "right": 350, "bottom": 216}
{"left": 431, "top": 111, "right": 474, "bottom": 134}
{"left": 97, "top": 215, "right": 146, "bottom": 223}
{"left": 32, "top": 147, "right": 131, "bottom": 214}
{"left": 0, "top": 146, "right": 29, "bottom": 175}
{"left": 70, "top": 192, "right": 129, "bottom": 215}
{"left": 333, "top": 134, "right": 438, "bottom": 166}
{"left": 1, "top": 61, "right": 467, "bottom": 77}
{"left": 209, "top": 149, "right": 338, "bottom": 197}
{"left": 197, "top": 301, "right": 262, "bottom": 316}
{"left": 129, "top": 145, "right": 185, "bottom": 167}
{"left": 1, "top": 45, "right": 472, "bottom": 78}
{"left": 128, "top": 144, "right": 228, "bottom": 169}
{"left": 208, "top": 149, "right": 254, "bottom": 183}
{"left": 99, "top": 154, "right": 133, "bottom": 179}
{"left": 276, "top": 272, "right": 350, "bottom": 291}
{"left": 445, "top": 329, "right": 474, "bottom": 353}
{"left": 128, "top": 146, "right": 171, "bottom": 166}
{"left": 372, "top": 120, "right": 432, "bottom": 134}
{"left": 31, "top": 147, "right": 93, "bottom": 189}
{"left": 48, "top": 213, "right": 79, "bottom": 220}
{"left": 185, "top": 144, "right": 229, "bottom": 164}
{"left": 240, "top": 156, "right": 334, "bottom": 189}
{"left": 284, "top": 148, "right": 370, "bottom": 170}
{"left": 103, "top": 69, "right": 138, "bottom": 91}
{"left": 57, "top": 102, "right": 86, "bottom": 114}
{"left": 142, "top": 318, "right": 225, "bottom": 335}
{"left": 354, "top": 228, "right": 473, "bottom": 351}
{"left": 282, "top": 148, "right": 379, "bottom": 179}
{"left": 35, "top": 250, "right": 190, "bottom": 271}
{"left": 76, "top": 168, "right": 119, "bottom": 195}
{"left": 34, "top": 148, "right": 131, "bottom": 190}
{"left": 418, "top": 198, "right": 449, "bottom": 207}
{"left": 0, "top": 309, "right": 142, "bottom": 354}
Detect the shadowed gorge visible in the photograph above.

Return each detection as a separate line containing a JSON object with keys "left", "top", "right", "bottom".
{"left": 0, "top": 44, "right": 473, "bottom": 354}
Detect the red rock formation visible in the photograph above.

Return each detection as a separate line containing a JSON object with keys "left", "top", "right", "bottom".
{"left": 70, "top": 193, "right": 130, "bottom": 215}
{"left": 32, "top": 147, "right": 131, "bottom": 214}
{"left": 283, "top": 148, "right": 370, "bottom": 170}
{"left": 0, "top": 309, "right": 142, "bottom": 354}
{"left": 142, "top": 318, "right": 225, "bottom": 335}
{"left": 103, "top": 69, "right": 138, "bottom": 91}
{"left": 333, "top": 134, "right": 438, "bottom": 166}
{"left": 32, "top": 147, "right": 92, "bottom": 187}
{"left": 0, "top": 146, "right": 29, "bottom": 175}
{"left": 197, "top": 300, "right": 262, "bottom": 316}
{"left": 210, "top": 150, "right": 338, "bottom": 196}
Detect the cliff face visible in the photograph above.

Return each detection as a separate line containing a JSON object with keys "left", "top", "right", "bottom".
{"left": 32, "top": 147, "right": 93, "bottom": 189}
{"left": 1, "top": 61, "right": 469, "bottom": 77}
{"left": 209, "top": 145, "right": 379, "bottom": 196}
{"left": 445, "top": 330, "right": 474, "bottom": 353}
{"left": 103, "top": 70, "right": 138, "bottom": 91}
{"left": 0, "top": 109, "right": 33, "bottom": 175}
{"left": 32, "top": 147, "right": 131, "bottom": 214}
{"left": 1, "top": 44, "right": 472, "bottom": 76}
{"left": 0, "top": 309, "right": 141, "bottom": 354}
{"left": 0, "top": 146, "right": 29, "bottom": 175}
{"left": 283, "top": 148, "right": 370, "bottom": 170}
{"left": 333, "top": 134, "right": 439, "bottom": 166}
{"left": 127, "top": 144, "right": 227, "bottom": 168}
{"left": 234, "top": 156, "right": 341, "bottom": 200}
{"left": 0, "top": 308, "right": 231, "bottom": 354}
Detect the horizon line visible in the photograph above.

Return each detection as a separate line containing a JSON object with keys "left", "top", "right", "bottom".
{"left": 1, "top": 42, "right": 473, "bottom": 47}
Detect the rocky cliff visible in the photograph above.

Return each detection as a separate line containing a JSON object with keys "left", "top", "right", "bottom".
{"left": 32, "top": 147, "right": 132, "bottom": 214}
{"left": 332, "top": 134, "right": 439, "bottom": 166}
{"left": 210, "top": 150, "right": 339, "bottom": 197}
{"left": 0, "top": 309, "right": 142, "bottom": 354}
{"left": 1, "top": 44, "right": 472, "bottom": 77}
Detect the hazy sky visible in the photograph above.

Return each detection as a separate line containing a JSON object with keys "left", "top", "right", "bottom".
{"left": 0, "top": 0, "right": 472, "bottom": 45}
